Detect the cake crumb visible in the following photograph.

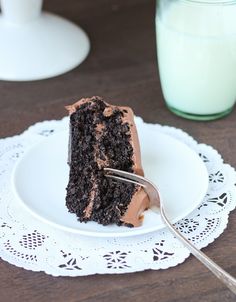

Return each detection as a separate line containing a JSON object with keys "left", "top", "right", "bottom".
{"left": 103, "top": 107, "right": 114, "bottom": 117}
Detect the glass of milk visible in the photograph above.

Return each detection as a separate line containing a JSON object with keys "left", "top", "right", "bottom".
{"left": 156, "top": 0, "right": 236, "bottom": 120}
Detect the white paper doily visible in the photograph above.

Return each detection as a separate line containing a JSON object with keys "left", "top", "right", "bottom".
{"left": 0, "top": 117, "right": 235, "bottom": 277}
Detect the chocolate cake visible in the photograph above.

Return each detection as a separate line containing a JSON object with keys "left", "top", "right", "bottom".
{"left": 65, "top": 96, "right": 149, "bottom": 227}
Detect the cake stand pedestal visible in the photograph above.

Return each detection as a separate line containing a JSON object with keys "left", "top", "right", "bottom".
{"left": 0, "top": 0, "right": 90, "bottom": 81}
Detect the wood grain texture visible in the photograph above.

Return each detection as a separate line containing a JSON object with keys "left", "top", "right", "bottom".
{"left": 0, "top": 0, "right": 235, "bottom": 301}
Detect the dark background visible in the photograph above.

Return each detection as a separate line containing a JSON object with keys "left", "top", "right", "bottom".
{"left": 0, "top": 0, "right": 235, "bottom": 301}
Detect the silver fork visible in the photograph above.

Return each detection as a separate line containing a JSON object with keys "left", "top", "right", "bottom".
{"left": 104, "top": 167, "right": 236, "bottom": 295}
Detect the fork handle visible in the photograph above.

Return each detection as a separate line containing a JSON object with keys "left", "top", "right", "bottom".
{"left": 161, "top": 206, "right": 236, "bottom": 295}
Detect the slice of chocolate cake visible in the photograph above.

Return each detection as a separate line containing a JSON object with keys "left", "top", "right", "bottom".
{"left": 65, "top": 96, "right": 149, "bottom": 227}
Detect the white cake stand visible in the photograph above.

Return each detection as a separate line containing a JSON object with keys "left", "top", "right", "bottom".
{"left": 0, "top": 0, "right": 90, "bottom": 81}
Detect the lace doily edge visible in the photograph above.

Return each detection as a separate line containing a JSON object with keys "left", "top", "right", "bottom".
{"left": 0, "top": 249, "right": 191, "bottom": 277}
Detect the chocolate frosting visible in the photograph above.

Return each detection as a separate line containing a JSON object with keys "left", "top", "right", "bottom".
{"left": 118, "top": 106, "right": 149, "bottom": 227}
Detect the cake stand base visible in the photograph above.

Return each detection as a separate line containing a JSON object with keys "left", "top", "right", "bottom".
{"left": 0, "top": 12, "right": 90, "bottom": 81}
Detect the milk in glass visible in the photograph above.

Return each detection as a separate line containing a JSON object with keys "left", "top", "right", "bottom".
{"left": 156, "top": 1, "right": 236, "bottom": 118}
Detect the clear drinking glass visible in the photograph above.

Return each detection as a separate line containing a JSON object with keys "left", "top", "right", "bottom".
{"left": 156, "top": 0, "right": 236, "bottom": 121}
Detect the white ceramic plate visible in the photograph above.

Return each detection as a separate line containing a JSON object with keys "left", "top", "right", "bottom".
{"left": 12, "top": 121, "right": 209, "bottom": 237}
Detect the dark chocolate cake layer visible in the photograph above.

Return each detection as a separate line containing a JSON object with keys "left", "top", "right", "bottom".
{"left": 65, "top": 96, "right": 149, "bottom": 227}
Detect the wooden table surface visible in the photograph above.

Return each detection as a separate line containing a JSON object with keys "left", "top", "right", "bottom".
{"left": 0, "top": 0, "right": 235, "bottom": 301}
